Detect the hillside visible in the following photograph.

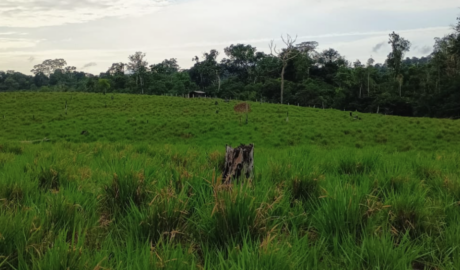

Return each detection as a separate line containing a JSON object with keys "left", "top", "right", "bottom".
{"left": 1, "top": 93, "right": 460, "bottom": 269}
{"left": 1, "top": 92, "right": 459, "bottom": 151}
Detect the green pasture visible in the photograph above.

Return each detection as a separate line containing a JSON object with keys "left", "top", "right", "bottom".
{"left": 0, "top": 93, "right": 459, "bottom": 269}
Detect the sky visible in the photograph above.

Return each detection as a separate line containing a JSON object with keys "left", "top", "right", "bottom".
{"left": 0, "top": 0, "right": 458, "bottom": 75}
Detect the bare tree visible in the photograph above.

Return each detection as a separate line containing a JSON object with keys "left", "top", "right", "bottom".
{"left": 269, "top": 34, "right": 300, "bottom": 104}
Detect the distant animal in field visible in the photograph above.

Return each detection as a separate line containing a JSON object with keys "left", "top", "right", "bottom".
{"left": 80, "top": 130, "right": 89, "bottom": 135}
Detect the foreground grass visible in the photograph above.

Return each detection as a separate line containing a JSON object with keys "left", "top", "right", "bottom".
{"left": 1, "top": 142, "right": 460, "bottom": 269}
{"left": 0, "top": 93, "right": 460, "bottom": 269}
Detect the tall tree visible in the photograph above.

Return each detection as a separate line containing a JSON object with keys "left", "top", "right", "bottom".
{"left": 64, "top": 66, "right": 77, "bottom": 80}
{"left": 366, "top": 57, "right": 375, "bottom": 96}
{"left": 353, "top": 60, "right": 366, "bottom": 98}
{"left": 269, "top": 34, "right": 300, "bottom": 104}
{"left": 315, "top": 48, "right": 348, "bottom": 85}
{"left": 386, "top": 32, "right": 411, "bottom": 97}
{"left": 296, "top": 41, "right": 319, "bottom": 81}
{"left": 127, "top": 52, "right": 148, "bottom": 94}
{"left": 150, "top": 58, "right": 180, "bottom": 75}
{"left": 223, "top": 44, "right": 261, "bottom": 83}
{"left": 190, "top": 50, "right": 221, "bottom": 93}
{"left": 31, "top": 59, "right": 67, "bottom": 77}
{"left": 108, "top": 63, "right": 125, "bottom": 75}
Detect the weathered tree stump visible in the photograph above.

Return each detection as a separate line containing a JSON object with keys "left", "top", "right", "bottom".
{"left": 222, "top": 144, "right": 254, "bottom": 184}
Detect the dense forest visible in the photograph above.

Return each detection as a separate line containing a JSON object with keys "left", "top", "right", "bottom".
{"left": 1, "top": 17, "right": 459, "bottom": 118}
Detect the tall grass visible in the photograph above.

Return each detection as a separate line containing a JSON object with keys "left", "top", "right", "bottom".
{"left": 0, "top": 142, "right": 458, "bottom": 268}
{"left": 0, "top": 93, "right": 459, "bottom": 268}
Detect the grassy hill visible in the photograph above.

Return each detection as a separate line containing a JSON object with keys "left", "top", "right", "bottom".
{"left": 1, "top": 92, "right": 460, "bottom": 269}
{"left": 1, "top": 92, "right": 459, "bottom": 150}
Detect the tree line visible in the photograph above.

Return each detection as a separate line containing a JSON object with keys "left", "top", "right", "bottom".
{"left": 1, "top": 17, "right": 459, "bottom": 118}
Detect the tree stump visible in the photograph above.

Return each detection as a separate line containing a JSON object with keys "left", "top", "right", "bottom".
{"left": 222, "top": 144, "right": 254, "bottom": 184}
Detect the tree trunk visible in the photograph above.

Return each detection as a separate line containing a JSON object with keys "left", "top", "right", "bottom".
{"left": 216, "top": 70, "right": 221, "bottom": 93}
{"left": 396, "top": 74, "right": 403, "bottom": 97}
{"left": 200, "top": 73, "right": 203, "bottom": 90}
{"left": 140, "top": 75, "right": 144, "bottom": 95}
{"left": 222, "top": 144, "right": 254, "bottom": 185}
{"left": 281, "top": 64, "right": 286, "bottom": 104}
{"left": 359, "top": 83, "right": 362, "bottom": 99}
{"left": 367, "top": 71, "right": 370, "bottom": 96}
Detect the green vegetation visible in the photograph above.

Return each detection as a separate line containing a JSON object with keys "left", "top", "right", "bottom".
{"left": 1, "top": 92, "right": 460, "bottom": 269}
{"left": 1, "top": 92, "right": 459, "bottom": 150}
{"left": 1, "top": 16, "right": 460, "bottom": 118}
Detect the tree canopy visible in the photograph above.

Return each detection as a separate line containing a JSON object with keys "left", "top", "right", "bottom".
{"left": 2, "top": 17, "right": 460, "bottom": 118}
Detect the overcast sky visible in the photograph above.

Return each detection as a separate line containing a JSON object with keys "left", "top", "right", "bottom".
{"left": 0, "top": 0, "right": 458, "bottom": 75}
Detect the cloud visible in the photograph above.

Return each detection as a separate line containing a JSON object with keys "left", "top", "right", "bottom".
{"left": 0, "top": 31, "right": 27, "bottom": 35}
{"left": 82, "top": 62, "right": 97, "bottom": 69}
{"left": 159, "top": 27, "right": 449, "bottom": 51}
{"left": 0, "top": 0, "right": 170, "bottom": 27}
{"left": 418, "top": 45, "right": 432, "bottom": 55}
{"left": 1, "top": 0, "right": 457, "bottom": 28}
{"left": 0, "top": 0, "right": 457, "bottom": 74}
{"left": 303, "top": 0, "right": 460, "bottom": 12}
{"left": 0, "top": 38, "right": 41, "bottom": 49}
{"left": 372, "top": 42, "right": 386, "bottom": 53}
{"left": 320, "top": 26, "right": 453, "bottom": 64}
